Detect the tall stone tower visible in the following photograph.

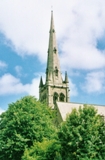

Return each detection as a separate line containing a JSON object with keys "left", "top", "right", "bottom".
{"left": 39, "top": 11, "right": 70, "bottom": 107}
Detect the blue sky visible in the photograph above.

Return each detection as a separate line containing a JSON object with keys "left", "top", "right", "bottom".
{"left": 0, "top": 0, "right": 105, "bottom": 114}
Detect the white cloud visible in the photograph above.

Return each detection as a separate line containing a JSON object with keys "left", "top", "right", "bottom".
{"left": 0, "top": 73, "right": 30, "bottom": 95}
{"left": 28, "top": 72, "right": 45, "bottom": 98}
{"left": 0, "top": 73, "right": 45, "bottom": 99}
{"left": 28, "top": 77, "right": 40, "bottom": 98}
{"left": 61, "top": 43, "right": 105, "bottom": 70}
{"left": 15, "top": 65, "right": 22, "bottom": 77}
{"left": 60, "top": 0, "right": 105, "bottom": 70}
{"left": 69, "top": 79, "right": 78, "bottom": 96}
{"left": 0, "top": 0, "right": 105, "bottom": 70}
{"left": 81, "top": 71, "right": 105, "bottom": 93}
{"left": 0, "top": 60, "right": 7, "bottom": 68}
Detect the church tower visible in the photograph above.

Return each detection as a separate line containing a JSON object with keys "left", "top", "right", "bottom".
{"left": 39, "top": 11, "right": 70, "bottom": 107}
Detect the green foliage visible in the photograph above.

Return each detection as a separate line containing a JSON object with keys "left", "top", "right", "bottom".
{"left": 1, "top": 100, "right": 105, "bottom": 160}
{"left": 58, "top": 105, "right": 105, "bottom": 160}
{"left": 22, "top": 138, "right": 61, "bottom": 160}
{"left": 0, "top": 96, "right": 56, "bottom": 160}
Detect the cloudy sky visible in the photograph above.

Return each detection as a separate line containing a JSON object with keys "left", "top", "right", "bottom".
{"left": 0, "top": 0, "right": 105, "bottom": 114}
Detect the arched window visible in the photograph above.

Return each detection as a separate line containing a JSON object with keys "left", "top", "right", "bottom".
{"left": 59, "top": 93, "right": 65, "bottom": 102}
{"left": 53, "top": 92, "right": 58, "bottom": 104}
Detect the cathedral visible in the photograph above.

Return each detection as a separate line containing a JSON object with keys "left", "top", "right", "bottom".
{"left": 39, "top": 11, "right": 105, "bottom": 123}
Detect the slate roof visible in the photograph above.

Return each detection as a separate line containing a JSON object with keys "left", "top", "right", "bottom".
{"left": 56, "top": 102, "right": 105, "bottom": 122}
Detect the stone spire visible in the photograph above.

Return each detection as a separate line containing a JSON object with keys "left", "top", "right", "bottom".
{"left": 39, "top": 11, "right": 70, "bottom": 107}
{"left": 46, "top": 11, "right": 62, "bottom": 84}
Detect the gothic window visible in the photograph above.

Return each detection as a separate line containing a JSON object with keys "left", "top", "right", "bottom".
{"left": 59, "top": 93, "right": 65, "bottom": 102}
{"left": 53, "top": 92, "right": 58, "bottom": 104}
{"left": 55, "top": 66, "right": 58, "bottom": 76}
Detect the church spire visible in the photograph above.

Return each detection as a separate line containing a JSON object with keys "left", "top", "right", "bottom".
{"left": 39, "top": 11, "right": 70, "bottom": 107}
{"left": 46, "top": 11, "right": 62, "bottom": 84}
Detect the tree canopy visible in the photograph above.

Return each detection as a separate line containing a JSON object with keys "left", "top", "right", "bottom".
{"left": 1, "top": 98, "right": 105, "bottom": 160}
{"left": 0, "top": 96, "right": 56, "bottom": 160}
{"left": 22, "top": 138, "right": 61, "bottom": 160}
{"left": 58, "top": 105, "right": 105, "bottom": 160}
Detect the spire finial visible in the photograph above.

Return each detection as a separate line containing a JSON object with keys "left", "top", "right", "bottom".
{"left": 51, "top": 6, "right": 53, "bottom": 12}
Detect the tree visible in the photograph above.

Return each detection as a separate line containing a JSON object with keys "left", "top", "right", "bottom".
{"left": 0, "top": 96, "right": 56, "bottom": 160}
{"left": 22, "top": 138, "right": 61, "bottom": 160}
{"left": 58, "top": 105, "right": 105, "bottom": 160}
